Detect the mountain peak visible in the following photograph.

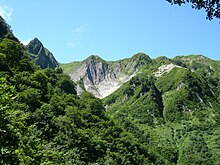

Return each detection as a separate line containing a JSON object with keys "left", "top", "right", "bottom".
{"left": 26, "top": 38, "right": 58, "bottom": 69}
{"left": 84, "top": 55, "right": 106, "bottom": 63}
{"left": 67, "top": 54, "right": 152, "bottom": 98}
{"left": 131, "top": 52, "right": 151, "bottom": 60}
{"left": 130, "top": 52, "right": 152, "bottom": 64}
{"left": 87, "top": 55, "right": 100, "bottom": 59}
{"left": 31, "top": 37, "right": 42, "bottom": 45}
{"left": 26, "top": 38, "right": 44, "bottom": 55}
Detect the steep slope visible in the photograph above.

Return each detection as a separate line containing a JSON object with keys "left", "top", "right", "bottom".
{"left": 104, "top": 57, "right": 220, "bottom": 164}
{"left": 104, "top": 73, "right": 164, "bottom": 126}
{"left": 156, "top": 67, "right": 216, "bottom": 121}
{"left": 105, "top": 55, "right": 220, "bottom": 123}
{"left": 62, "top": 53, "right": 152, "bottom": 98}
{"left": 1, "top": 17, "right": 153, "bottom": 165}
{"left": 0, "top": 16, "right": 18, "bottom": 41}
{"left": 59, "top": 61, "right": 81, "bottom": 75}
{"left": 26, "top": 38, "right": 59, "bottom": 69}
{"left": 173, "top": 55, "right": 220, "bottom": 98}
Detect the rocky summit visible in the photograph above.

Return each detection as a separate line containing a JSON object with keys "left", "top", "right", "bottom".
{"left": 26, "top": 38, "right": 58, "bottom": 69}
{"left": 63, "top": 53, "right": 152, "bottom": 98}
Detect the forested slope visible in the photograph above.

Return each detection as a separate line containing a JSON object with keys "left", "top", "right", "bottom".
{"left": 0, "top": 16, "right": 151, "bottom": 164}
{"left": 104, "top": 55, "right": 220, "bottom": 164}
{"left": 1, "top": 15, "right": 220, "bottom": 164}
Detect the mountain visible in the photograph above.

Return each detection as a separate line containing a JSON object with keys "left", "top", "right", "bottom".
{"left": 62, "top": 53, "right": 220, "bottom": 100}
{"left": 1, "top": 17, "right": 152, "bottom": 164}
{"left": 25, "top": 38, "right": 59, "bottom": 69}
{"left": 2, "top": 15, "right": 220, "bottom": 164}
{"left": 61, "top": 53, "right": 152, "bottom": 98}
{"left": 102, "top": 55, "right": 220, "bottom": 164}
{"left": 61, "top": 53, "right": 220, "bottom": 163}
{"left": 105, "top": 59, "right": 218, "bottom": 122}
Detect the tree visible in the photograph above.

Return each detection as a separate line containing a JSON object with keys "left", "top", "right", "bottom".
{"left": 56, "top": 74, "right": 76, "bottom": 94}
{"left": 0, "top": 78, "right": 19, "bottom": 164}
{"left": 0, "top": 16, "right": 18, "bottom": 41}
{"left": 0, "top": 39, "right": 24, "bottom": 69}
{"left": 167, "top": 0, "right": 220, "bottom": 20}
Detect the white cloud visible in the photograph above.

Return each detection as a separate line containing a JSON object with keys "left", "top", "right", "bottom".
{"left": 67, "top": 24, "right": 89, "bottom": 48}
{"left": 0, "top": 5, "right": 13, "bottom": 21}
{"left": 73, "top": 24, "right": 88, "bottom": 34}
{"left": 21, "top": 39, "right": 32, "bottom": 45}
{"left": 67, "top": 42, "right": 75, "bottom": 47}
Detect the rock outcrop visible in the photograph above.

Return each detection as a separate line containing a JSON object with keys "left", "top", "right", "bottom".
{"left": 154, "top": 63, "right": 182, "bottom": 77}
{"left": 26, "top": 38, "right": 58, "bottom": 69}
{"left": 67, "top": 53, "right": 152, "bottom": 98}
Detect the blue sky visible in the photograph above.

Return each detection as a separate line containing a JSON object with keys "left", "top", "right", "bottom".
{"left": 0, "top": 0, "right": 219, "bottom": 63}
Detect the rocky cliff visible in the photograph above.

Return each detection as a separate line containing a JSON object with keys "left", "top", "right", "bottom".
{"left": 26, "top": 38, "right": 58, "bottom": 69}
{"left": 62, "top": 53, "right": 220, "bottom": 99}
{"left": 63, "top": 53, "right": 152, "bottom": 98}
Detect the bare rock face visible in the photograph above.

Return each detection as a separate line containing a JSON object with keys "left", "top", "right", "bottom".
{"left": 69, "top": 53, "right": 152, "bottom": 98}
{"left": 154, "top": 63, "right": 182, "bottom": 77}
{"left": 26, "top": 38, "right": 58, "bottom": 69}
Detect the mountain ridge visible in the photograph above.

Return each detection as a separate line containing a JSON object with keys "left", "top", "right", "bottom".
{"left": 60, "top": 53, "right": 220, "bottom": 98}
{"left": 26, "top": 39, "right": 219, "bottom": 100}
{"left": 61, "top": 53, "right": 152, "bottom": 98}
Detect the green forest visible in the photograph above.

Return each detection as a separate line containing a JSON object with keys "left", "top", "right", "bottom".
{"left": 1, "top": 16, "right": 220, "bottom": 165}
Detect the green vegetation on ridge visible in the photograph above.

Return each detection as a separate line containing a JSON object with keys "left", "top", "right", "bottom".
{"left": 104, "top": 55, "right": 220, "bottom": 164}
{"left": 59, "top": 61, "right": 81, "bottom": 75}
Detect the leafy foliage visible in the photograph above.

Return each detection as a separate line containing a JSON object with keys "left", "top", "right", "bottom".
{"left": 0, "top": 16, "right": 18, "bottom": 41}
{"left": 167, "top": 0, "right": 220, "bottom": 20}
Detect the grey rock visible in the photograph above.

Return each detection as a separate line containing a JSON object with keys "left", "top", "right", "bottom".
{"left": 67, "top": 53, "right": 152, "bottom": 98}
{"left": 26, "top": 38, "right": 58, "bottom": 69}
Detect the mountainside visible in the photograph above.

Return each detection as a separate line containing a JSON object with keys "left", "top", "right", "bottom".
{"left": 26, "top": 38, "right": 59, "bottom": 69}
{"left": 103, "top": 55, "right": 220, "bottom": 164}
{"left": 104, "top": 54, "right": 220, "bottom": 120}
{"left": 1, "top": 16, "right": 153, "bottom": 164}
{"left": 105, "top": 61, "right": 218, "bottom": 121}
{"left": 2, "top": 15, "right": 220, "bottom": 164}
{"left": 61, "top": 53, "right": 220, "bottom": 100}
{"left": 61, "top": 53, "right": 152, "bottom": 98}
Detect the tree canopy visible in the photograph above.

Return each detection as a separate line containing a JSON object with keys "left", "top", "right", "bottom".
{"left": 167, "top": 0, "right": 220, "bottom": 20}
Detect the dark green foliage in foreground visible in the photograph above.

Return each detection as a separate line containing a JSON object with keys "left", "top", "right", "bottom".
{"left": 0, "top": 16, "right": 18, "bottom": 41}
